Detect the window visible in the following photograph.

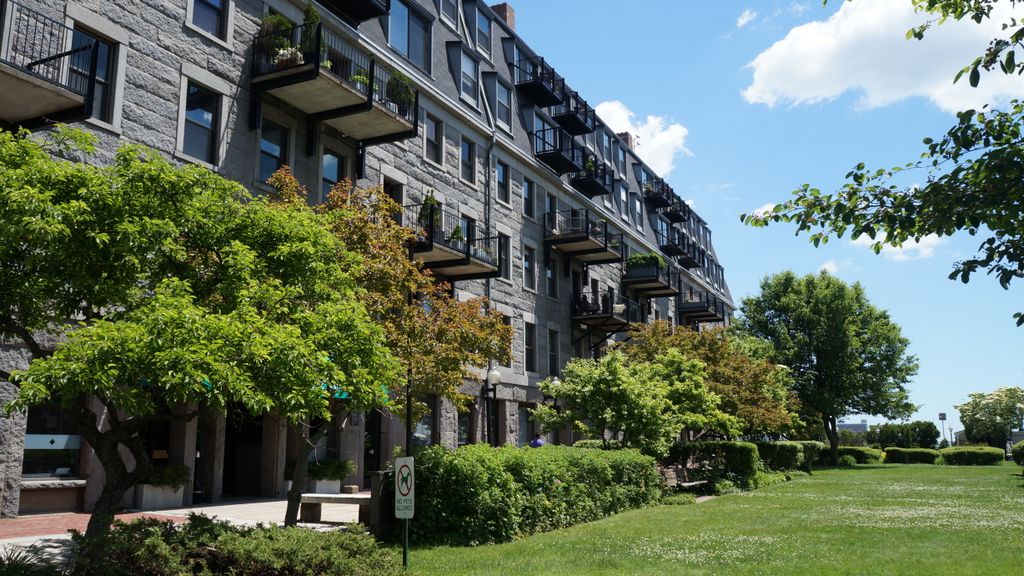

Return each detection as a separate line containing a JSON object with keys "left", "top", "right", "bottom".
{"left": 517, "top": 405, "right": 530, "bottom": 447}
{"left": 182, "top": 81, "right": 219, "bottom": 164}
{"left": 617, "top": 145, "right": 627, "bottom": 174}
{"left": 546, "top": 193, "right": 557, "bottom": 217}
{"left": 525, "top": 322, "right": 537, "bottom": 373}
{"left": 259, "top": 117, "right": 288, "bottom": 183}
{"left": 476, "top": 11, "right": 491, "bottom": 56}
{"left": 458, "top": 410, "right": 472, "bottom": 447}
{"left": 425, "top": 114, "right": 443, "bottom": 165}
{"left": 548, "top": 329, "right": 559, "bottom": 377}
{"left": 71, "top": 30, "right": 116, "bottom": 123}
{"left": 192, "top": 0, "right": 226, "bottom": 38}
{"left": 602, "top": 132, "right": 612, "bottom": 163}
{"left": 461, "top": 51, "right": 479, "bottom": 103}
{"left": 546, "top": 255, "right": 557, "bottom": 298}
{"left": 634, "top": 195, "right": 644, "bottom": 230}
{"left": 522, "top": 178, "right": 535, "bottom": 219}
{"left": 496, "top": 161, "right": 510, "bottom": 204}
{"left": 620, "top": 183, "right": 629, "bottom": 220}
{"left": 440, "top": 0, "right": 458, "bottom": 23}
{"left": 23, "top": 398, "right": 80, "bottom": 478}
{"left": 496, "top": 81, "right": 512, "bottom": 129}
{"left": 322, "top": 150, "right": 344, "bottom": 197}
{"left": 460, "top": 137, "right": 476, "bottom": 183}
{"left": 411, "top": 398, "right": 436, "bottom": 448}
{"left": 389, "top": 0, "right": 431, "bottom": 72}
{"left": 523, "top": 245, "right": 536, "bottom": 291}
{"left": 498, "top": 233, "right": 510, "bottom": 280}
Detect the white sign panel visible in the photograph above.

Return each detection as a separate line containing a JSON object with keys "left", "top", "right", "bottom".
{"left": 394, "top": 457, "right": 414, "bottom": 519}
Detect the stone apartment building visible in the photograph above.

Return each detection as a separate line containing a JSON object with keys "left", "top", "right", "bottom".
{"left": 0, "top": 0, "right": 732, "bottom": 517}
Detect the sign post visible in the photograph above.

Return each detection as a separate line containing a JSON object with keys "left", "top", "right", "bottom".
{"left": 939, "top": 413, "right": 947, "bottom": 445}
{"left": 394, "top": 457, "right": 414, "bottom": 569}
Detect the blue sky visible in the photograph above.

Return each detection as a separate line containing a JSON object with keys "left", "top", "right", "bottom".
{"left": 512, "top": 0, "right": 1024, "bottom": 436}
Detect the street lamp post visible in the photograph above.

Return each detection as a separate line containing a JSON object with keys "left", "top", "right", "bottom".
{"left": 484, "top": 367, "right": 501, "bottom": 446}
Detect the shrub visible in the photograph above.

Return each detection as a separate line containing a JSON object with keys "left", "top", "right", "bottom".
{"left": 661, "top": 492, "right": 696, "bottom": 506}
{"left": 883, "top": 447, "right": 940, "bottom": 464}
{"left": 409, "top": 444, "right": 661, "bottom": 546}
{"left": 838, "top": 455, "right": 857, "bottom": 467}
{"left": 742, "top": 470, "right": 790, "bottom": 490}
{"left": 667, "top": 441, "right": 762, "bottom": 479}
{"left": 1012, "top": 440, "right": 1024, "bottom": 467}
{"left": 0, "top": 548, "right": 61, "bottom": 576}
{"left": 140, "top": 464, "right": 191, "bottom": 489}
{"left": 837, "top": 446, "right": 883, "bottom": 464}
{"left": 795, "top": 441, "right": 826, "bottom": 469}
{"left": 755, "top": 441, "right": 804, "bottom": 470}
{"left": 572, "top": 439, "right": 623, "bottom": 450}
{"left": 940, "top": 446, "right": 1006, "bottom": 466}
{"left": 308, "top": 459, "right": 356, "bottom": 481}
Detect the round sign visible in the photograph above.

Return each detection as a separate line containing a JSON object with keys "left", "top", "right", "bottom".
{"left": 397, "top": 464, "right": 413, "bottom": 497}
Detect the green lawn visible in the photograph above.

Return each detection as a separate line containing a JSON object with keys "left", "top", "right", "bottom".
{"left": 407, "top": 462, "right": 1024, "bottom": 575}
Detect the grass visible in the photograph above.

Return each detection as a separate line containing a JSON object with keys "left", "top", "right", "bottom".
{"left": 408, "top": 462, "right": 1024, "bottom": 575}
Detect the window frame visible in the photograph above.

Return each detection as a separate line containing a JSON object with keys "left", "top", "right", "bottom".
{"left": 460, "top": 50, "right": 480, "bottom": 105}
{"left": 257, "top": 115, "right": 292, "bottom": 186}
{"left": 321, "top": 148, "right": 346, "bottom": 201}
{"left": 181, "top": 80, "right": 220, "bottom": 166}
{"left": 175, "top": 63, "right": 232, "bottom": 168}
{"left": 460, "top": 136, "right": 477, "bottom": 184}
{"left": 522, "top": 177, "right": 535, "bottom": 220}
{"left": 439, "top": 0, "right": 459, "bottom": 28}
{"left": 184, "top": 0, "right": 235, "bottom": 48}
{"left": 548, "top": 329, "right": 560, "bottom": 377}
{"left": 523, "top": 244, "right": 537, "bottom": 292}
{"left": 424, "top": 113, "right": 444, "bottom": 166}
{"left": 496, "top": 160, "right": 511, "bottom": 206}
{"left": 495, "top": 80, "right": 513, "bottom": 131}
{"left": 525, "top": 322, "right": 537, "bottom": 374}
{"left": 476, "top": 9, "right": 492, "bottom": 58}
{"left": 545, "top": 254, "right": 558, "bottom": 300}
{"left": 498, "top": 233, "right": 511, "bottom": 281}
{"left": 388, "top": 0, "right": 432, "bottom": 73}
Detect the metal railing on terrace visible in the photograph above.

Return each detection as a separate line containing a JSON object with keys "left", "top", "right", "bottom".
{"left": 573, "top": 288, "right": 643, "bottom": 323}
{"left": 1, "top": 1, "right": 97, "bottom": 96}
{"left": 545, "top": 208, "right": 621, "bottom": 247}
{"left": 534, "top": 126, "right": 583, "bottom": 173}
{"left": 514, "top": 54, "right": 564, "bottom": 106}
{"left": 404, "top": 202, "right": 497, "bottom": 265}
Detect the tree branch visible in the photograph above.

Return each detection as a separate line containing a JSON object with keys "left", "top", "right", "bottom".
{"left": 0, "top": 316, "right": 49, "bottom": 360}
{"left": 0, "top": 369, "right": 11, "bottom": 382}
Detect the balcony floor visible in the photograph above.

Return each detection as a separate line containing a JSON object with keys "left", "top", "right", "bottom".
{"left": 0, "top": 64, "right": 87, "bottom": 126}
{"left": 414, "top": 241, "right": 498, "bottom": 280}
{"left": 547, "top": 235, "right": 621, "bottom": 263}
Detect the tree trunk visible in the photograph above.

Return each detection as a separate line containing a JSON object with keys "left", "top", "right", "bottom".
{"left": 283, "top": 420, "right": 335, "bottom": 526}
{"left": 823, "top": 414, "right": 840, "bottom": 465}
{"left": 78, "top": 406, "right": 149, "bottom": 539}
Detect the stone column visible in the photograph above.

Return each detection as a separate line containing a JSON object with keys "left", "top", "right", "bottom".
{"left": 168, "top": 405, "right": 198, "bottom": 506}
{"left": 0, "top": 381, "right": 26, "bottom": 518}
{"left": 260, "top": 413, "right": 288, "bottom": 497}
{"left": 437, "top": 397, "right": 458, "bottom": 450}
{"left": 337, "top": 414, "right": 364, "bottom": 487}
{"left": 497, "top": 400, "right": 518, "bottom": 446}
{"left": 196, "top": 411, "right": 225, "bottom": 503}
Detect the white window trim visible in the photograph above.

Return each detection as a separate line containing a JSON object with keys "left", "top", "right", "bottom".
{"left": 475, "top": 11, "right": 492, "bottom": 61}
{"left": 524, "top": 321, "right": 538, "bottom": 376}
{"left": 64, "top": 6, "right": 128, "bottom": 133}
{"left": 545, "top": 255, "right": 558, "bottom": 302}
{"left": 495, "top": 160, "right": 512, "bottom": 208}
{"left": 422, "top": 112, "right": 445, "bottom": 168}
{"left": 522, "top": 242, "right": 538, "bottom": 294}
{"left": 460, "top": 50, "right": 480, "bottom": 108}
{"left": 495, "top": 80, "right": 513, "bottom": 134}
{"left": 174, "top": 62, "right": 232, "bottom": 169}
{"left": 319, "top": 134, "right": 353, "bottom": 203}
{"left": 459, "top": 136, "right": 477, "bottom": 187}
{"left": 184, "top": 0, "right": 236, "bottom": 50}
{"left": 254, "top": 108, "right": 297, "bottom": 191}
{"left": 522, "top": 178, "right": 537, "bottom": 223}
{"left": 438, "top": 0, "right": 459, "bottom": 30}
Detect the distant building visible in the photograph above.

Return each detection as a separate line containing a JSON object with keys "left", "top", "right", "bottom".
{"left": 838, "top": 419, "right": 869, "bottom": 433}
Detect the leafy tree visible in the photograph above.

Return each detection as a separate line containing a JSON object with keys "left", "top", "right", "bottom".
{"left": 266, "top": 170, "right": 511, "bottom": 525}
{"left": 742, "top": 0, "right": 1024, "bottom": 325}
{"left": 2, "top": 130, "right": 400, "bottom": 537}
{"left": 956, "top": 386, "right": 1024, "bottom": 447}
{"left": 838, "top": 429, "right": 868, "bottom": 447}
{"left": 737, "top": 271, "right": 919, "bottom": 464}
{"left": 532, "top": 349, "right": 737, "bottom": 457}
{"left": 621, "top": 322, "right": 797, "bottom": 437}
{"left": 865, "top": 421, "right": 941, "bottom": 448}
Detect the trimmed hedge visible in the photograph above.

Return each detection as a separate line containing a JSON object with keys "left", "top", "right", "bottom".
{"left": 795, "top": 441, "right": 826, "bottom": 468}
{"left": 1012, "top": 440, "right": 1024, "bottom": 467}
{"left": 409, "top": 444, "right": 662, "bottom": 546}
{"left": 940, "top": 446, "right": 1005, "bottom": 466}
{"left": 572, "top": 439, "right": 623, "bottom": 450}
{"left": 838, "top": 446, "right": 883, "bottom": 464}
{"left": 883, "top": 447, "right": 940, "bottom": 464}
{"left": 755, "top": 441, "right": 804, "bottom": 470}
{"left": 667, "top": 441, "right": 761, "bottom": 479}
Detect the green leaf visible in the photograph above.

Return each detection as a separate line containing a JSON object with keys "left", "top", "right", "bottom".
{"left": 969, "top": 65, "right": 981, "bottom": 87}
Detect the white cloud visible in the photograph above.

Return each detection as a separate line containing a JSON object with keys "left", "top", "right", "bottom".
{"left": 851, "top": 233, "right": 946, "bottom": 261}
{"left": 789, "top": 2, "right": 809, "bottom": 17}
{"left": 743, "top": 0, "right": 1024, "bottom": 113}
{"left": 749, "top": 202, "right": 776, "bottom": 218}
{"left": 819, "top": 260, "right": 840, "bottom": 274}
{"left": 595, "top": 100, "right": 691, "bottom": 177}
{"left": 737, "top": 9, "right": 758, "bottom": 29}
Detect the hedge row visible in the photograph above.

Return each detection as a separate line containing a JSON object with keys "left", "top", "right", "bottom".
{"left": 939, "top": 446, "right": 1005, "bottom": 466}
{"left": 1013, "top": 440, "right": 1024, "bottom": 467}
{"left": 754, "top": 441, "right": 804, "bottom": 470}
{"left": 883, "top": 447, "right": 940, "bottom": 464}
{"left": 796, "top": 441, "right": 826, "bottom": 467}
{"left": 667, "top": 441, "right": 761, "bottom": 479}
{"left": 409, "top": 444, "right": 662, "bottom": 545}
{"left": 837, "top": 446, "right": 883, "bottom": 464}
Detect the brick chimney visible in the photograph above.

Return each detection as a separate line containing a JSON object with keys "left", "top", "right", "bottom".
{"left": 617, "top": 132, "right": 635, "bottom": 150}
{"left": 490, "top": 3, "right": 515, "bottom": 31}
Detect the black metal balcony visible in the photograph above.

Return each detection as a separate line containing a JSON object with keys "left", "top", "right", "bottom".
{"left": 251, "top": 23, "right": 417, "bottom": 145}
{"left": 544, "top": 209, "right": 623, "bottom": 265}
{"left": 675, "top": 240, "right": 702, "bottom": 269}
{"left": 514, "top": 55, "right": 563, "bottom": 107}
{"left": 550, "top": 90, "right": 596, "bottom": 135}
{"left": 0, "top": 1, "right": 98, "bottom": 128}
{"left": 534, "top": 127, "right": 584, "bottom": 174}
{"left": 642, "top": 178, "right": 673, "bottom": 208}
{"left": 677, "top": 290, "right": 726, "bottom": 323}
{"left": 659, "top": 198, "right": 689, "bottom": 223}
{"left": 570, "top": 156, "right": 615, "bottom": 198}
{"left": 572, "top": 289, "right": 642, "bottom": 333}
{"left": 321, "top": 0, "right": 389, "bottom": 25}
{"left": 656, "top": 228, "right": 688, "bottom": 257}
{"left": 403, "top": 203, "right": 499, "bottom": 280}
{"left": 622, "top": 260, "right": 681, "bottom": 297}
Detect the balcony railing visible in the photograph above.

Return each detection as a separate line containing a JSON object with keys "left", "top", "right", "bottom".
{"left": 677, "top": 290, "right": 726, "bottom": 323}
{"left": 623, "top": 260, "right": 681, "bottom": 297}
{"left": 570, "top": 156, "right": 615, "bottom": 198}
{"left": 534, "top": 126, "right": 583, "bottom": 174}
{"left": 572, "top": 288, "right": 643, "bottom": 332}
{"left": 403, "top": 202, "right": 499, "bottom": 280}
{"left": 320, "top": 0, "right": 390, "bottom": 25}
{"left": 550, "top": 89, "right": 596, "bottom": 135}
{"left": 642, "top": 178, "right": 673, "bottom": 208}
{"left": 656, "top": 228, "right": 688, "bottom": 257}
{"left": 514, "top": 55, "right": 563, "bottom": 107}
{"left": 251, "top": 22, "right": 417, "bottom": 142}
{"left": 544, "top": 208, "right": 623, "bottom": 264}
{"left": 0, "top": 1, "right": 98, "bottom": 126}
{"left": 659, "top": 198, "right": 689, "bottom": 223}
{"left": 676, "top": 239, "right": 701, "bottom": 269}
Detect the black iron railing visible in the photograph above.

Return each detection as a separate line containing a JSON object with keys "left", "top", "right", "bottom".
{"left": 624, "top": 261, "right": 678, "bottom": 289}
{"left": 656, "top": 227, "right": 686, "bottom": 249}
{"left": 252, "top": 22, "right": 417, "bottom": 124}
{"left": 642, "top": 178, "right": 673, "bottom": 207}
{"left": 1, "top": 1, "right": 98, "bottom": 96}
{"left": 404, "top": 203, "right": 497, "bottom": 265}
{"left": 545, "top": 208, "right": 622, "bottom": 249}
{"left": 571, "top": 155, "right": 615, "bottom": 197}
{"left": 534, "top": 126, "right": 583, "bottom": 173}
{"left": 660, "top": 198, "right": 690, "bottom": 223}
{"left": 514, "top": 55, "right": 563, "bottom": 105}
{"left": 573, "top": 288, "right": 642, "bottom": 322}
{"left": 550, "top": 89, "right": 596, "bottom": 134}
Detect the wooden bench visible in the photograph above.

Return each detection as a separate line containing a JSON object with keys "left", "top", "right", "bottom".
{"left": 678, "top": 480, "right": 709, "bottom": 490}
{"left": 299, "top": 493, "right": 373, "bottom": 523}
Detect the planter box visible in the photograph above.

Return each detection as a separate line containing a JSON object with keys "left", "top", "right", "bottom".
{"left": 134, "top": 484, "right": 184, "bottom": 510}
{"left": 306, "top": 479, "right": 341, "bottom": 494}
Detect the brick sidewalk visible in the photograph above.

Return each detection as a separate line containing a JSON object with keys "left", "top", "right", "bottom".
{"left": 0, "top": 512, "right": 184, "bottom": 540}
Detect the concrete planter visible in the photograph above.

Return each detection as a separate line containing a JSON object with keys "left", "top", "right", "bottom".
{"left": 306, "top": 479, "right": 341, "bottom": 494}
{"left": 134, "top": 484, "right": 184, "bottom": 509}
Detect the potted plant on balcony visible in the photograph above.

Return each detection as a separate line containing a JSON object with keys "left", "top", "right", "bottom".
{"left": 584, "top": 157, "right": 596, "bottom": 173}
{"left": 299, "top": 2, "right": 320, "bottom": 59}
{"left": 626, "top": 251, "right": 665, "bottom": 270}
{"left": 416, "top": 190, "right": 441, "bottom": 239}
{"left": 307, "top": 458, "right": 356, "bottom": 494}
{"left": 134, "top": 464, "right": 190, "bottom": 509}
{"left": 449, "top": 224, "right": 465, "bottom": 248}
{"left": 257, "top": 14, "right": 293, "bottom": 72}
{"left": 274, "top": 46, "right": 304, "bottom": 69}
{"left": 385, "top": 70, "right": 416, "bottom": 116}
